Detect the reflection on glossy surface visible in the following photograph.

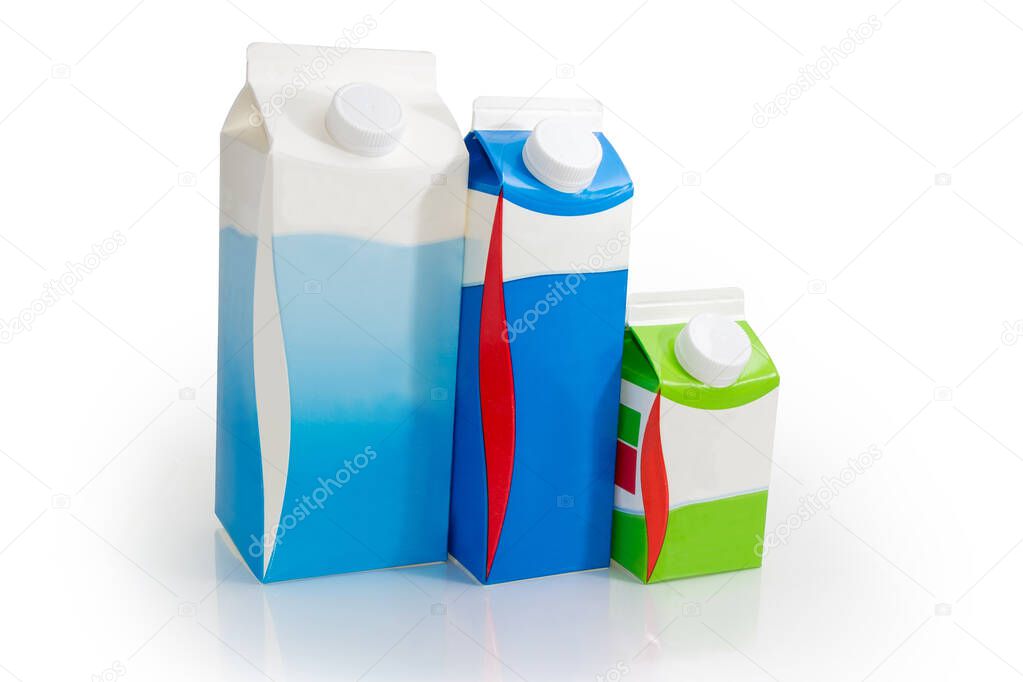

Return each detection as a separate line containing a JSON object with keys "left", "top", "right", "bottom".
{"left": 208, "top": 530, "right": 766, "bottom": 681}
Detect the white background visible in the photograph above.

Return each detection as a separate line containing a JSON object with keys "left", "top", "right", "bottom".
{"left": 1, "top": 1, "right": 1022, "bottom": 680}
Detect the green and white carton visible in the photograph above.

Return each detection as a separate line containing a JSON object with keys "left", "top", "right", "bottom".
{"left": 611, "top": 288, "right": 780, "bottom": 583}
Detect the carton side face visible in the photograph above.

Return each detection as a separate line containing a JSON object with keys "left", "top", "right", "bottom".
{"left": 216, "top": 126, "right": 270, "bottom": 580}
{"left": 272, "top": 153, "right": 468, "bottom": 244}
{"left": 215, "top": 223, "right": 266, "bottom": 581}
{"left": 221, "top": 85, "right": 269, "bottom": 154}
{"left": 660, "top": 389, "right": 777, "bottom": 504}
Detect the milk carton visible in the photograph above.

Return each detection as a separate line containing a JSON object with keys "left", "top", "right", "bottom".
{"left": 612, "top": 288, "right": 780, "bottom": 582}
{"left": 216, "top": 44, "right": 467, "bottom": 582}
{"left": 449, "top": 98, "right": 633, "bottom": 583}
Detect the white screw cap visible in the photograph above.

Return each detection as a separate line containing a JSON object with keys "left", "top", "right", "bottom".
{"left": 521, "top": 117, "right": 602, "bottom": 193}
{"left": 325, "top": 83, "right": 404, "bottom": 156}
{"left": 674, "top": 314, "right": 752, "bottom": 388}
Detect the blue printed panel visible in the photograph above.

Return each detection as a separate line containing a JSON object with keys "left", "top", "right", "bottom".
{"left": 450, "top": 270, "right": 628, "bottom": 583}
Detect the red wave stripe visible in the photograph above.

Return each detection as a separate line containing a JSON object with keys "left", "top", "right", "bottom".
{"left": 640, "top": 392, "right": 668, "bottom": 581}
{"left": 479, "top": 189, "right": 515, "bottom": 579}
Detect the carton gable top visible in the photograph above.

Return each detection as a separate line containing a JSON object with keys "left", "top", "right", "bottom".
{"left": 228, "top": 44, "right": 463, "bottom": 171}
{"left": 467, "top": 98, "right": 633, "bottom": 216}
{"left": 622, "top": 288, "right": 779, "bottom": 410}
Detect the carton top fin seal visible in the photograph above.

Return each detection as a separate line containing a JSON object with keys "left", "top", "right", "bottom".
{"left": 627, "top": 287, "right": 746, "bottom": 327}
{"left": 472, "top": 97, "right": 603, "bottom": 132}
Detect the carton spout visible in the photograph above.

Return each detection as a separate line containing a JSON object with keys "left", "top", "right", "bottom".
{"left": 673, "top": 313, "right": 752, "bottom": 388}
{"left": 325, "top": 82, "right": 405, "bottom": 156}
{"left": 522, "top": 117, "right": 603, "bottom": 193}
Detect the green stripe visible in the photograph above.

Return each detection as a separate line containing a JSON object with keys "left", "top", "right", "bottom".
{"left": 617, "top": 404, "right": 641, "bottom": 446}
{"left": 620, "top": 329, "right": 660, "bottom": 391}
{"left": 612, "top": 490, "right": 768, "bottom": 583}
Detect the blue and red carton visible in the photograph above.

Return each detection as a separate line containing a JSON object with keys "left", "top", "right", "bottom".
{"left": 448, "top": 98, "right": 633, "bottom": 583}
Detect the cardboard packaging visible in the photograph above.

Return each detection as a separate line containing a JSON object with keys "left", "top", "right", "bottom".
{"left": 216, "top": 44, "right": 467, "bottom": 582}
{"left": 612, "top": 288, "right": 780, "bottom": 582}
{"left": 449, "top": 98, "right": 633, "bottom": 583}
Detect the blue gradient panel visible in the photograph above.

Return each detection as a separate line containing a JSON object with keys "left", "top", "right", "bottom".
{"left": 216, "top": 227, "right": 464, "bottom": 582}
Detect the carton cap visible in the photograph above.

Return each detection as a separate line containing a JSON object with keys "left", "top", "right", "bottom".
{"left": 674, "top": 313, "right": 752, "bottom": 388}
{"left": 325, "top": 82, "right": 405, "bottom": 156}
{"left": 522, "top": 117, "right": 602, "bottom": 193}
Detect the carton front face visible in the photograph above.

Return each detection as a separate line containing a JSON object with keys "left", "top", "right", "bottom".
{"left": 449, "top": 100, "right": 633, "bottom": 584}
{"left": 215, "top": 46, "right": 467, "bottom": 582}
{"left": 611, "top": 313, "right": 780, "bottom": 583}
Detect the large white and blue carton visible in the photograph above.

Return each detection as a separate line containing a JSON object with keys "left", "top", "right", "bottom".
{"left": 449, "top": 98, "right": 634, "bottom": 583}
{"left": 215, "top": 44, "right": 468, "bottom": 582}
